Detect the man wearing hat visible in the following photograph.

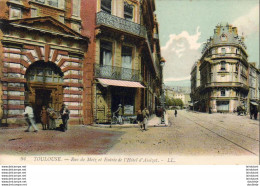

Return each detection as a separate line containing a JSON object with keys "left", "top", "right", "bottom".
{"left": 60, "top": 103, "right": 70, "bottom": 132}
{"left": 115, "top": 104, "right": 123, "bottom": 124}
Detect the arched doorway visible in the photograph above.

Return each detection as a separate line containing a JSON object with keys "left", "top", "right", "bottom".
{"left": 25, "top": 61, "right": 64, "bottom": 122}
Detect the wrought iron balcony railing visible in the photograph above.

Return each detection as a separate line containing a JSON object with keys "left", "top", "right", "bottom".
{"left": 96, "top": 11, "right": 146, "bottom": 37}
{"left": 95, "top": 64, "right": 142, "bottom": 82}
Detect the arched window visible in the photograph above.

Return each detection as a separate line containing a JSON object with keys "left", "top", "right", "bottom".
{"left": 25, "top": 61, "right": 63, "bottom": 84}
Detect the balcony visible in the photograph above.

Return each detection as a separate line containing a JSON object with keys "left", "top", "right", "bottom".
{"left": 204, "top": 82, "right": 249, "bottom": 90}
{"left": 95, "top": 64, "right": 142, "bottom": 82}
{"left": 208, "top": 53, "right": 248, "bottom": 62}
{"left": 96, "top": 11, "right": 146, "bottom": 37}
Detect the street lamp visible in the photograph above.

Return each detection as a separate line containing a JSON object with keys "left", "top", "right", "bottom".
{"left": 160, "top": 57, "right": 166, "bottom": 124}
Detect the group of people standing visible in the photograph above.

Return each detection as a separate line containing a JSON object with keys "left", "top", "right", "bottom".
{"left": 136, "top": 108, "right": 150, "bottom": 132}
{"left": 23, "top": 103, "right": 70, "bottom": 133}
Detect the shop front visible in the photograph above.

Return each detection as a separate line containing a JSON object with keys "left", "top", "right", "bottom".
{"left": 95, "top": 78, "right": 145, "bottom": 124}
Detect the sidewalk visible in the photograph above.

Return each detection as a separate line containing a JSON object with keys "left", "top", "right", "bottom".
{"left": 92, "top": 112, "right": 169, "bottom": 128}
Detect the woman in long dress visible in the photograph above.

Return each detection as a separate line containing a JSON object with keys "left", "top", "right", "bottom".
{"left": 47, "top": 105, "right": 56, "bottom": 130}
{"left": 41, "top": 106, "right": 49, "bottom": 130}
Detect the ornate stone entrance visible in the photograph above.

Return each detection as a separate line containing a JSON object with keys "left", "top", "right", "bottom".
{"left": 25, "top": 61, "right": 64, "bottom": 122}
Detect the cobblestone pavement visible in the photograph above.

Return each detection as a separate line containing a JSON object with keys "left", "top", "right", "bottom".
{"left": 0, "top": 110, "right": 259, "bottom": 164}
{"left": 104, "top": 110, "right": 259, "bottom": 163}
{"left": 0, "top": 125, "right": 124, "bottom": 155}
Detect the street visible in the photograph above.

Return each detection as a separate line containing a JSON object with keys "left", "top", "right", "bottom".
{"left": 0, "top": 110, "right": 259, "bottom": 164}
{"left": 106, "top": 110, "right": 259, "bottom": 157}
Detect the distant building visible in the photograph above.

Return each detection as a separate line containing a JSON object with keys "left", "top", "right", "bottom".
{"left": 248, "top": 63, "right": 260, "bottom": 113}
{"left": 191, "top": 23, "right": 259, "bottom": 113}
{"left": 165, "top": 86, "right": 175, "bottom": 99}
{"left": 165, "top": 85, "right": 191, "bottom": 107}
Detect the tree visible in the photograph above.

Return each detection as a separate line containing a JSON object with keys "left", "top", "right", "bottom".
{"left": 175, "top": 98, "right": 184, "bottom": 109}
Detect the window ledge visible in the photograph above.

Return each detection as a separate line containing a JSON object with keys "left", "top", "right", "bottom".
{"left": 29, "top": 1, "right": 65, "bottom": 12}
{"left": 7, "top": 1, "right": 30, "bottom": 9}
{"left": 218, "top": 70, "right": 228, "bottom": 73}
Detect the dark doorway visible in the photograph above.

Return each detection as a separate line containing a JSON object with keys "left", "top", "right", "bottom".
{"left": 34, "top": 89, "right": 52, "bottom": 123}
{"left": 111, "top": 87, "right": 135, "bottom": 115}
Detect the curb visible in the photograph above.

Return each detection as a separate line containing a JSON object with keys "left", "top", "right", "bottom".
{"left": 90, "top": 113, "right": 169, "bottom": 128}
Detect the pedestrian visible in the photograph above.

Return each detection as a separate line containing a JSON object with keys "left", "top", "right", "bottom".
{"left": 145, "top": 108, "right": 150, "bottom": 118}
{"left": 0, "top": 104, "right": 3, "bottom": 126}
{"left": 40, "top": 106, "right": 49, "bottom": 130}
{"left": 60, "top": 103, "right": 70, "bottom": 132}
{"left": 47, "top": 104, "right": 57, "bottom": 130}
{"left": 253, "top": 110, "right": 258, "bottom": 120}
{"left": 136, "top": 110, "right": 144, "bottom": 131}
{"left": 142, "top": 108, "right": 148, "bottom": 131}
{"left": 115, "top": 104, "right": 123, "bottom": 124}
{"left": 174, "top": 109, "right": 177, "bottom": 117}
{"left": 23, "top": 103, "right": 38, "bottom": 132}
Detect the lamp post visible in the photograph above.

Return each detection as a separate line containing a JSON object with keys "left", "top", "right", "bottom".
{"left": 160, "top": 57, "right": 166, "bottom": 124}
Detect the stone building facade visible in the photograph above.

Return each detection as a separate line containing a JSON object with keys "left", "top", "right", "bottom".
{"left": 0, "top": 0, "right": 91, "bottom": 126}
{"left": 190, "top": 23, "right": 258, "bottom": 113}
{"left": 248, "top": 62, "right": 260, "bottom": 113}
{"left": 93, "top": 0, "right": 163, "bottom": 123}
{"left": 0, "top": 0, "right": 163, "bottom": 126}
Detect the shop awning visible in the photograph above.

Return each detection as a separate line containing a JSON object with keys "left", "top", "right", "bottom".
{"left": 250, "top": 101, "right": 258, "bottom": 106}
{"left": 97, "top": 78, "right": 145, "bottom": 88}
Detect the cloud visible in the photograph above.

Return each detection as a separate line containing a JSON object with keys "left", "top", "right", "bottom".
{"left": 232, "top": 5, "right": 259, "bottom": 36}
{"left": 161, "top": 26, "right": 202, "bottom": 82}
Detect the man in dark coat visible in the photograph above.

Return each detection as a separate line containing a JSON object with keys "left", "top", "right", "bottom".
{"left": 60, "top": 103, "right": 70, "bottom": 132}
{"left": 174, "top": 109, "right": 177, "bottom": 117}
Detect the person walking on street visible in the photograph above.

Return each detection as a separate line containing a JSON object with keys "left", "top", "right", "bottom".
{"left": 60, "top": 103, "right": 70, "bottom": 132}
{"left": 142, "top": 108, "right": 148, "bottom": 131}
{"left": 115, "top": 104, "right": 123, "bottom": 124}
{"left": 136, "top": 110, "right": 144, "bottom": 131}
{"left": 23, "top": 103, "right": 38, "bottom": 132}
{"left": 174, "top": 109, "right": 177, "bottom": 117}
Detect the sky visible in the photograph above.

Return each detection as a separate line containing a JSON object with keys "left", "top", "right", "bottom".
{"left": 155, "top": 0, "right": 259, "bottom": 86}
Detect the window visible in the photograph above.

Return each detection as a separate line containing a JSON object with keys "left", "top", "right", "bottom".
{"left": 31, "top": 8, "right": 38, "bottom": 17}
{"left": 121, "top": 46, "right": 133, "bottom": 80}
{"left": 48, "top": 0, "right": 58, "bottom": 7}
{"left": 220, "top": 34, "right": 227, "bottom": 42}
{"left": 72, "top": 0, "right": 80, "bottom": 17}
{"left": 221, "top": 90, "right": 225, "bottom": 97}
{"left": 34, "top": 0, "right": 60, "bottom": 8}
{"left": 100, "top": 40, "right": 112, "bottom": 66}
{"left": 235, "top": 63, "right": 239, "bottom": 72}
{"left": 101, "top": 0, "right": 112, "bottom": 14}
{"left": 124, "top": 1, "right": 133, "bottom": 21}
{"left": 35, "top": 0, "right": 45, "bottom": 3}
{"left": 221, "top": 48, "right": 226, "bottom": 55}
{"left": 10, "top": 7, "right": 21, "bottom": 19}
{"left": 220, "top": 61, "right": 226, "bottom": 71}
{"left": 121, "top": 46, "right": 132, "bottom": 69}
